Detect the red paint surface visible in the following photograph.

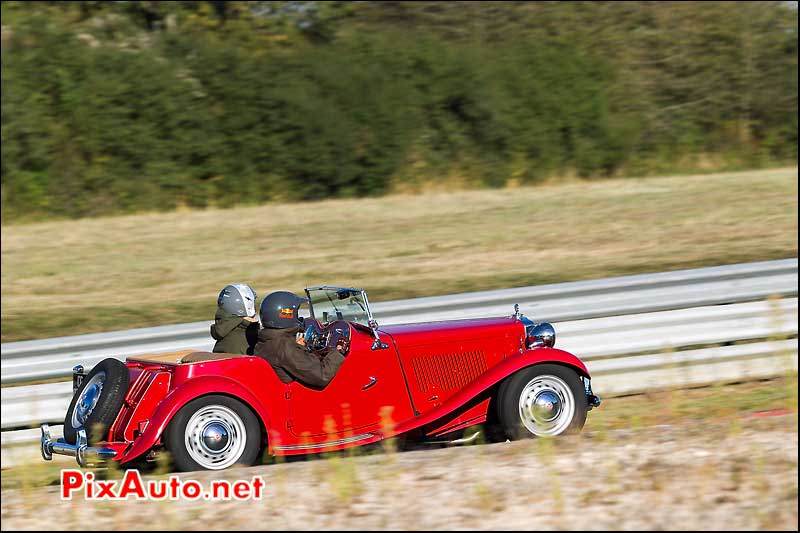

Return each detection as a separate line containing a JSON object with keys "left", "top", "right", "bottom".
{"left": 98, "top": 316, "right": 593, "bottom": 464}
{"left": 288, "top": 324, "right": 415, "bottom": 439}
{"left": 384, "top": 317, "right": 524, "bottom": 415}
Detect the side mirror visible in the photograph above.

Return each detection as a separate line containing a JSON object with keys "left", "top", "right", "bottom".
{"left": 369, "top": 319, "right": 389, "bottom": 350}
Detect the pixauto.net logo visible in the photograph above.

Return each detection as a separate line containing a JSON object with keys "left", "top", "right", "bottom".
{"left": 61, "top": 469, "right": 265, "bottom": 501}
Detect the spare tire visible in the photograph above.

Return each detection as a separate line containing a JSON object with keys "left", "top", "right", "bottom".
{"left": 64, "top": 358, "right": 130, "bottom": 445}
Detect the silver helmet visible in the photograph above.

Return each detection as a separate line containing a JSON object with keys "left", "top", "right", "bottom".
{"left": 217, "top": 283, "right": 258, "bottom": 317}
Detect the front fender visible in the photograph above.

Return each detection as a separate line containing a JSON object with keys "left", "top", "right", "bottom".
{"left": 386, "top": 347, "right": 589, "bottom": 438}
{"left": 524, "top": 347, "right": 590, "bottom": 377}
{"left": 119, "top": 375, "right": 272, "bottom": 464}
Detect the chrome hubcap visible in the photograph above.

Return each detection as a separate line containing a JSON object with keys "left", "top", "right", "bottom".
{"left": 71, "top": 371, "right": 106, "bottom": 429}
{"left": 185, "top": 405, "right": 246, "bottom": 470}
{"left": 202, "top": 423, "right": 230, "bottom": 452}
{"left": 518, "top": 375, "right": 575, "bottom": 436}
{"left": 531, "top": 390, "right": 562, "bottom": 422}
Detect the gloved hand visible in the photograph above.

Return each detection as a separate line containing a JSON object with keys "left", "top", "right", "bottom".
{"left": 295, "top": 332, "right": 307, "bottom": 347}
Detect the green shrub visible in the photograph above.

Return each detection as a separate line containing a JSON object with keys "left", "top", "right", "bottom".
{"left": 1, "top": 1, "right": 796, "bottom": 221}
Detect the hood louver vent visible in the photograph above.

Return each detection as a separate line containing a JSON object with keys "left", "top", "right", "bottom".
{"left": 411, "top": 350, "right": 487, "bottom": 393}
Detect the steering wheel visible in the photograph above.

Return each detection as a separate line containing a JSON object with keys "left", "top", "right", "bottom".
{"left": 328, "top": 326, "right": 351, "bottom": 356}
{"left": 303, "top": 321, "right": 350, "bottom": 355}
{"left": 303, "top": 323, "right": 327, "bottom": 353}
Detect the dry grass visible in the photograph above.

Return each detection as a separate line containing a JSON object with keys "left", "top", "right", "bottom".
{"left": 1, "top": 378, "right": 797, "bottom": 530}
{"left": 2, "top": 167, "right": 797, "bottom": 341}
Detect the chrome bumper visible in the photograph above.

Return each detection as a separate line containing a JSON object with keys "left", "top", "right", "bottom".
{"left": 40, "top": 424, "right": 117, "bottom": 467}
{"left": 584, "top": 377, "right": 602, "bottom": 411}
{"left": 588, "top": 394, "right": 602, "bottom": 410}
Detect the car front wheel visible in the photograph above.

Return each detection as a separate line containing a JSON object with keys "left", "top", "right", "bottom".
{"left": 497, "top": 364, "right": 588, "bottom": 440}
{"left": 165, "top": 395, "right": 261, "bottom": 471}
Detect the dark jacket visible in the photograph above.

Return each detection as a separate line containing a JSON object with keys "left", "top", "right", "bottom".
{"left": 210, "top": 308, "right": 259, "bottom": 355}
{"left": 254, "top": 326, "right": 345, "bottom": 388}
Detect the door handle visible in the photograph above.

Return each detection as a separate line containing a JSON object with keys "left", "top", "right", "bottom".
{"left": 361, "top": 376, "right": 378, "bottom": 390}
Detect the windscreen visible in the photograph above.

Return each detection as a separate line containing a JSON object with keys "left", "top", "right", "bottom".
{"left": 306, "top": 287, "right": 370, "bottom": 326}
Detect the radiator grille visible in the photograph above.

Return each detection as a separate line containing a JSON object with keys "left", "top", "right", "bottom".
{"left": 410, "top": 350, "right": 487, "bottom": 393}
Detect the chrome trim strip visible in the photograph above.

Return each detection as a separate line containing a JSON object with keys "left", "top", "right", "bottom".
{"left": 361, "top": 376, "right": 378, "bottom": 390}
{"left": 306, "top": 285, "right": 362, "bottom": 292}
{"left": 274, "top": 432, "right": 376, "bottom": 451}
{"left": 446, "top": 430, "right": 482, "bottom": 445}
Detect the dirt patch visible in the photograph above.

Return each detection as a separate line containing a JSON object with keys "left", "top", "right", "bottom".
{"left": 1, "top": 417, "right": 796, "bottom": 530}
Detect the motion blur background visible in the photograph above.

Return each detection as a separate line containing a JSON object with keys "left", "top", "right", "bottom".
{"left": 1, "top": 2, "right": 798, "bottom": 530}
{"left": 1, "top": 0, "right": 797, "bottom": 221}
{"left": 1, "top": 1, "right": 798, "bottom": 343}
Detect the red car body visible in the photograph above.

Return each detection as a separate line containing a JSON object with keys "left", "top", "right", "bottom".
{"left": 42, "top": 290, "right": 600, "bottom": 470}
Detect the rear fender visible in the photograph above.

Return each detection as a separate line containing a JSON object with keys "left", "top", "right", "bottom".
{"left": 386, "top": 348, "right": 589, "bottom": 438}
{"left": 118, "top": 375, "right": 271, "bottom": 464}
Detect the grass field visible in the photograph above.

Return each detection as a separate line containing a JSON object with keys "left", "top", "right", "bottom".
{"left": 1, "top": 377, "right": 797, "bottom": 529}
{"left": 1, "top": 167, "right": 797, "bottom": 342}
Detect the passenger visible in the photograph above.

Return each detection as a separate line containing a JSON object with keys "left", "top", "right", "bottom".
{"left": 254, "top": 291, "right": 346, "bottom": 388}
{"left": 210, "top": 283, "right": 260, "bottom": 355}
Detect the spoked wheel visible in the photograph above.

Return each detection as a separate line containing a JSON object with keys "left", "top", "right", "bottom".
{"left": 165, "top": 395, "right": 261, "bottom": 471}
{"left": 497, "top": 364, "right": 588, "bottom": 440}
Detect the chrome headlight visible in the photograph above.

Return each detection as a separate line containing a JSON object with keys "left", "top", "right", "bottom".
{"left": 527, "top": 322, "right": 556, "bottom": 348}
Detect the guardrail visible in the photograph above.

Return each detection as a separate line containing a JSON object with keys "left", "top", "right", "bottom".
{"left": 2, "top": 259, "right": 797, "bottom": 384}
{"left": 2, "top": 297, "right": 797, "bottom": 431}
{"left": 1, "top": 259, "right": 797, "bottom": 461}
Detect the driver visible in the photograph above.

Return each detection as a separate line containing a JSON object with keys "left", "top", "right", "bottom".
{"left": 254, "top": 291, "right": 346, "bottom": 388}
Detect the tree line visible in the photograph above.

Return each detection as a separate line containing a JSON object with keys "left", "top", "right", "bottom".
{"left": 1, "top": 1, "right": 797, "bottom": 220}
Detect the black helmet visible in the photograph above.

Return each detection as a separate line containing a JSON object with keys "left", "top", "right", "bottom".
{"left": 217, "top": 283, "right": 257, "bottom": 317}
{"left": 260, "top": 291, "right": 308, "bottom": 329}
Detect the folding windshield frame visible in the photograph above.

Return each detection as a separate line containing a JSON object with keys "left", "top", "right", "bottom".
{"left": 304, "top": 286, "right": 374, "bottom": 327}
{"left": 304, "top": 286, "right": 388, "bottom": 350}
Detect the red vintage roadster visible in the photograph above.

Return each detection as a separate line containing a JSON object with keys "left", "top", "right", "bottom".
{"left": 41, "top": 286, "right": 601, "bottom": 471}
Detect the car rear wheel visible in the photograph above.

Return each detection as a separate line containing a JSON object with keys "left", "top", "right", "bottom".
{"left": 497, "top": 364, "right": 587, "bottom": 440}
{"left": 64, "top": 358, "right": 129, "bottom": 445}
{"left": 165, "top": 395, "right": 261, "bottom": 471}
